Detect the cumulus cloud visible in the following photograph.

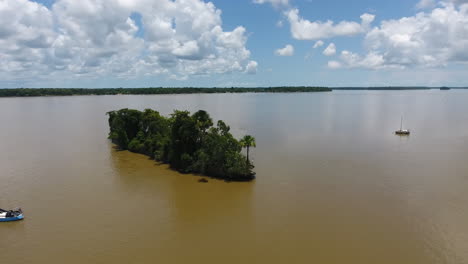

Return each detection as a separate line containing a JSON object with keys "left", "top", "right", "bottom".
{"left": 334, "top": 50, "right": 386, "bottom": 69}
{"left": 327, "top": 61, "right": 342, "bottom": 69}
{"left": 275, "top": 44, "right": 294, "bottom": 56}
{"left": 0, "top": 0, "right": 257, "bottom": 83}
{"left": 416, "top": 0, "right": 437, "bottom": 9}
{"left": 332, "top": 3, "right": 468, "bottom": 69}
{"left": 313, "top": 40, "right": 324, "bottom": 48}
{"left": 0, "top": 0, "right": 56, "bottom": 78}
{"left": 245, "top": 60, "right": 258, "bottom": 74}
{"left": 323, "top": 43, "right": 336, "bottom": 56}
{"left": 417, "top": 0, "right": 468, "bottom": 9}
{"left": 253, "top": 0, "right": 289, "bottom": 8}
{"left": 286, "top": 8, "right": 375, "bottom": 40}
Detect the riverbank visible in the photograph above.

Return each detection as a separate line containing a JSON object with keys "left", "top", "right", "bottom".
{"left": 1, "top": 86, "right": 465, "bottom": 97}
{"left": 0, "top": 87, "right": 331, "bottom": 97}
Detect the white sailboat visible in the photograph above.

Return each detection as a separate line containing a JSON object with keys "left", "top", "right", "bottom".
{"left": 395, "top": 116, "right": 410, "bottom": 135}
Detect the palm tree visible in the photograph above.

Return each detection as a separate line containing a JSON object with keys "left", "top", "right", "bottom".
{"left": 240, "top": 135, "right": 256, "bottom": 164}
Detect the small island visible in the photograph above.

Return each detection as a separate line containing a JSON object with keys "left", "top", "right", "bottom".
{"left": 107, "top": 108, "right": 256, "bottom": 181}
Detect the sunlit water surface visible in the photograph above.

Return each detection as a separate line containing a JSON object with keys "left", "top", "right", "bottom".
{"left": 1, "top": 90, "right": 468, "bottom": 264}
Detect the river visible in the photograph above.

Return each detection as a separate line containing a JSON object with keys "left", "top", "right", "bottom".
{"left": 1, "top": 90, "right": 468, "bottom": 264}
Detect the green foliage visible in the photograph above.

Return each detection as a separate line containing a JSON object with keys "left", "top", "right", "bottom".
{"left": 107, "top": 108, "right": 255, "bottom": 181}
{"left": 0, "top": 87, "right": 332, "bottom": 97}
{"left": 240, "top": 135, "right": 256, "bottom": 165}
{"left": 240, "top": 135, "right": 256, "bottom": 149}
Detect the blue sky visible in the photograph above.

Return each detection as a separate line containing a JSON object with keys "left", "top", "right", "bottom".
{"left": 1, "top": 0, "right": 467, "bottom": 88}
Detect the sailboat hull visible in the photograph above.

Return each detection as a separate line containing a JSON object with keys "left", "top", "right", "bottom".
{"left": 395, "top": 130, "right": 410, "bottom": 135}
{"left": 396, "top": 116, "right": 410, "bottom": 135}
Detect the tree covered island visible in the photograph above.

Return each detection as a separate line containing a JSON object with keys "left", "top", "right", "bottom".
{"left": 107, "top": 108, "right": 256, "bottom": 181}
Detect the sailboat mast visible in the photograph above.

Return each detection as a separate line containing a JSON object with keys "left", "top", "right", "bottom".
{"left": 400, "top": 116, "right": 403, "bottom": 130}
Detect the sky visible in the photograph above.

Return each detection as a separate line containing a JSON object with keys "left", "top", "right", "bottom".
{"left": 1, "top": 0, "right": 468, "bottom": 88}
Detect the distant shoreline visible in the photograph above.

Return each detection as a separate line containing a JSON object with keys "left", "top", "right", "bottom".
{"left": 0, "top": 86, "right": 465, "bottom": 97}
{"left": 0, "top": 87, "right": 331, "bottom": 97}
{"left": 332, "top": 87, "right": 464, "bottom": 90}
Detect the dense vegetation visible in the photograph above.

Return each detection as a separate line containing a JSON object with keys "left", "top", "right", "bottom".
{"left": 0, "top": 87, "right": 331, "bottom": 97}
{"left": 107, "top": 108, "right": 256, "bottom": 181}
{"left": 333, "top": 87, "right": 433, "bottom": 90}
{"left": 2, "top": 86, "right": 462, "bottom": 97}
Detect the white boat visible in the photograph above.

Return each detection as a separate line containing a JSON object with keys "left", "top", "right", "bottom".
{"left": 395, "top": 116, "right": 410, "bottom": 135}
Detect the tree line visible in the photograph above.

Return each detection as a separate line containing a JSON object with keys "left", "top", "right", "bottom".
{"left": 107, "top": 108, "right": 256, "bottom": 181}
{"left": 0, "top": 87, "right": 331, "bottom": 97}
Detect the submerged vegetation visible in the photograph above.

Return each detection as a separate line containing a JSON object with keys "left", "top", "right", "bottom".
{"left": 107, "top": 108, "right": 256, "bottom": 181}
{"left": 0, "top": 87, "right": 331, "bottom": 97}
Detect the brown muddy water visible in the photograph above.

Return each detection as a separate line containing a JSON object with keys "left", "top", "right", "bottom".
{"left": 1, "top": 90, "right": 468, "bottom": 264}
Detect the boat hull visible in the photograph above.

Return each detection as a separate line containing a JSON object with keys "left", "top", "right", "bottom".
{"left": 0, "top": 214, "right": 24, "bottom": 222}
{"left": 395, "top": 130, "right": 410, "bottom": 135}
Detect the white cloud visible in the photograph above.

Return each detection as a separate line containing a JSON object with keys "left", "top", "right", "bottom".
{"left": 253, "top": 0, "right": 289, "bottom": 8}
{"left": 313, "top": 40, "right": 324, "bottom": 48}
{"left": 332, "top": 3, "right": 468, "bottom": 69}
{"left": 0, "top": 0, "right": 56, "bottom": 78}
{"left": 246, "top": 60, "right": 258, "bottom": 74}
{"left": 337, "top": 50, "right": 387, "bottom": 69}
{"left": 275, "top": 44, "right": 294, "bottom": 56}
{"left": 0, "top": 0, "right": 257, "bottom": 83}
{"left": 327, "top": 61, "right": 342, "bottom": 69}
{"left": 417, "top": 0, "right": 468, "bottom": 9}
{"left": 286, "top": 8, "right": 375, "bottom": 40}
{"left": 276, "top": 20, "right": 284, "bottom": 27}
{"left": 416, "top": 0, "right": 437, "bottom": 9}
{"left": 323, "top": 43, "right": 336, "bottom": 56}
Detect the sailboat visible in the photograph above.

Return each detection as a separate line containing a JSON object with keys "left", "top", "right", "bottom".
{"left": 395, "top": 116, "right": 410, "bottom": 135}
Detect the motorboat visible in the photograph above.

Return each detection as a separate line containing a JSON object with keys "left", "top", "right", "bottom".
{"left": 0, "top": 208, "right": 24, "bottom": 222}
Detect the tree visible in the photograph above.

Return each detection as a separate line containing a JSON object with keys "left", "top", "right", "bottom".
{"left": 240, "top": 135, "right": 256, "bottom": 164}
{"left": 192, "top": 110, "right": 213, "bottom": 133}
{"left": 169, "top": 110, "right": 199, "bottom": 171}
